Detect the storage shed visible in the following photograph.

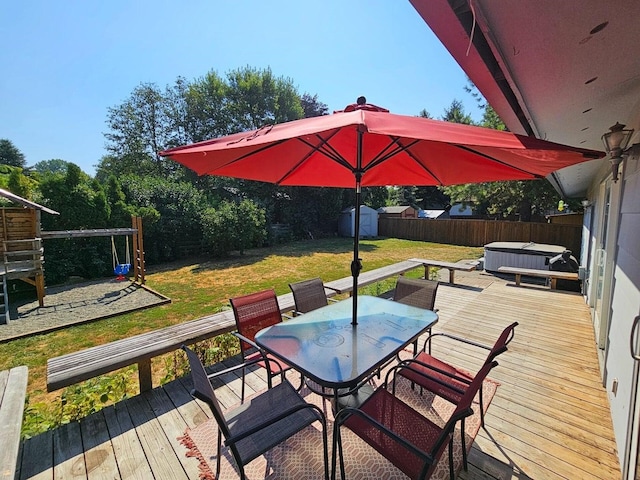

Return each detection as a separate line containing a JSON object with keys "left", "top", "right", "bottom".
{"left": 338, "top": 205, "right": 378, "bottom": 238}
{"left": 377, "top": 205, "right": 417, "bottom": 218}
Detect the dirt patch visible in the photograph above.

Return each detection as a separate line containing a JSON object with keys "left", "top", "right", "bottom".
{"left": 0, "top": 279, "right": 171, "bottom": 342}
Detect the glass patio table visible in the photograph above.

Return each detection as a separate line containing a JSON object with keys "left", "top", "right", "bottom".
{"left": 254, "top": 295, "right": 438, "bottom": 408}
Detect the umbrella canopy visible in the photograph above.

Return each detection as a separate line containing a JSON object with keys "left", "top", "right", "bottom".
{"left": 160, "top": 97, "right": 604, "bottom": 324}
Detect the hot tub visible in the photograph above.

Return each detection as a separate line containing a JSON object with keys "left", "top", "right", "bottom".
{"left": 483, "top": 241, "right": 567, "bottom": 272}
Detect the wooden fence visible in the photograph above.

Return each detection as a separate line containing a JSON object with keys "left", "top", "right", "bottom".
{"left": 378, "top": 218, "right": 583, "bottom": 256}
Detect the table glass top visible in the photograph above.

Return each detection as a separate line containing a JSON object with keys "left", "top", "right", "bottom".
{"left": 255, "top": 295, "right": 438, "bottom": 388}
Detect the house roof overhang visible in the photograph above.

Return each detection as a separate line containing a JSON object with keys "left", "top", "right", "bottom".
{"left": 410, "top": 0, "right": 640, "bottom": 197}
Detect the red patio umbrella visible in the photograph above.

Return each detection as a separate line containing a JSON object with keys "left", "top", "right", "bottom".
{"left": 160, "top": 97, "right": 604, "bottom": 325}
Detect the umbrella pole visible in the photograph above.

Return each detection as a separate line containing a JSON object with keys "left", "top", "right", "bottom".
{"left": 351, "top": 128, "right": 365, "bottom": 326}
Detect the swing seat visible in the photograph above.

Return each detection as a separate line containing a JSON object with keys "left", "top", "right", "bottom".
{"left": 114, "top": 263, "right": 130, "bottom": 280}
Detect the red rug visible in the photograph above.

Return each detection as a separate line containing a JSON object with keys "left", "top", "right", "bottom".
{"left": 179, "top": 372, "right": 499, "bottom": 480}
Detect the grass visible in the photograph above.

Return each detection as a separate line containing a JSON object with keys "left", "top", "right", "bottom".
{"left": 0, "top": 236, "right": 483, "bottom": 428}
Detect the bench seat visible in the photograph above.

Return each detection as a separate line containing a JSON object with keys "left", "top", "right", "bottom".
{"left": 408, "top": 258, "right": 477, "bottom": 284}
{"left": 0, "top": 365, "right": 28, "bottom": 480}
{"left": 323, "top": 259, "right": 423, "bottom": 294}
{"left": 497, "top": 266, "right": 579, "bottom": 289}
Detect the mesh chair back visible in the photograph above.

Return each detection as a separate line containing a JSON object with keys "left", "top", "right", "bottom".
{"left": 182, "top": 345, "right": 231, "bottom": 439}
{"left": 230, "top": 289, "right": 282, "bottom": 354}
{"left": 393, "top": 276, "right": 439, "bottom": 311}
{"left": 289, "top": 277, "right": 329, "bottom": 313}
{"left": 487, "top": 322, "right": 519, "bottom": 362}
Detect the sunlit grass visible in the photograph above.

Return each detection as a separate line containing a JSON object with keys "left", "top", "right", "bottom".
{"left": 0, "top": 237, "right": 483, "bottom": 408}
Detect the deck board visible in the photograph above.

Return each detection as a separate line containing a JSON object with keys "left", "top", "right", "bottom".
{"left": 17, "top": 271, "right": 620, "bottom": 479}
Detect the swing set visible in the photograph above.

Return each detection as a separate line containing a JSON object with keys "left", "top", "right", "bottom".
{"left": 41, "top": 215, "right": 146, "bottom": 284}
{"left": 111, "top": 235, "right": 130, "bottom": 281}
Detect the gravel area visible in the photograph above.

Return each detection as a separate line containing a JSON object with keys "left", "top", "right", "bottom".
{"left": 0, "top": 279, "right": 170, "bottom": 342}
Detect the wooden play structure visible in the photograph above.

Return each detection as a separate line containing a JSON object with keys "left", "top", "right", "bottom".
{"left": 0, "top": 189, "right": 59, "bottom": 323}
{"left": 0, "top": 188, "right": 146, "bottom": 324}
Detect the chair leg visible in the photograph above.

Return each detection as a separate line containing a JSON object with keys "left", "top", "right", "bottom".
{"left": 216, "top": 429, "right": 222, "bottom": 478}
{"left": 448, "top": 436, "right": 455, "bottom": 480}
{"left": 461, "top": 418, "right": 468, "bottom": 471}
{"left": 331, "top": 423, "right": 346, "bottom": 480}
{"left": 241, "top": 367, "right": 246, "bottom": 402}
{"left": 321, "top": 418, "right": 330, "bottom": 480}
{"left": 479, "top": 384, "right": 485, "bottom": 427}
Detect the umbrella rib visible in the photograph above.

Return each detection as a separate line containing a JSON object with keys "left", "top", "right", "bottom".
{"left": 274, "top": 130, "right": 353, "bottom": 185}
{"left": 362, "top": 137, "right": 448, "bottom": 185}
{"left": 455, "top": 145, "right": 544, "bottom": 178}
{"left": 363, "top": 137, "right": 420, "bottom": 171}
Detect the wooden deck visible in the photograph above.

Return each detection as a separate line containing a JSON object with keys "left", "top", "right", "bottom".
{"left": 16, "top": 271, "right": 620, "bottom": 479}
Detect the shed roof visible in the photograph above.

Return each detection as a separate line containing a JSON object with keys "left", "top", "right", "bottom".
{"left": 378, "top": 206, "right": 414, "bottom": 214}
{"left": 0, "top": 188, "right": 59, "bottom": 215}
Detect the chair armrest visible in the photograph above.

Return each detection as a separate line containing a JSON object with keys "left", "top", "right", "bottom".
{"left": 231, "top": 331, "right": 288, "bottom": 374}
{"left": 205, "top": 356, "right": 268, "bottom": 381}
{"left": 323, "top": 285, "right": 342, "bottom": 293}
{"left": 422, "top": 332, "right": 491, "bottom": 354}
{"left": 387, "top": 359, "right": 469, "bottom": 395}
{"left": 232, "top": 331, "right": 262, "bottom": 350}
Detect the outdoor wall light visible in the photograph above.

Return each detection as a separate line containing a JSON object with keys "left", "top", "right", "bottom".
{"left": 602, "top": 122, "right": 634, "bottom": 182}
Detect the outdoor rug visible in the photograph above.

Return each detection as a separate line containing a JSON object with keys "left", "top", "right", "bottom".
{"left": 179, "top": 373, "right": 499, "bottom": 479}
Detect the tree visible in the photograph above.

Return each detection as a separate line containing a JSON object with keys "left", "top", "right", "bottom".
{"left": 441, "top": 99, "right": 473, "bottom": 124}
{"left": 0, "top": 139, "right": 26, "bottom": 168}
{"left": 104, "top": 83, "right": 178, "bottom": 178}
{"left": 38, "top": 164, "right": 114, "bottom": 282}
{"left": 301, "top": 93, "right": 329, "bottom": 118}
{"left": 7, "top": 168, "right": 33, "bottom": 199}
{"left": 225, "top": 66, "right": 304, "bottom": 131}
{"left": 32, "top": 159, "right": 72, "bottom": 176}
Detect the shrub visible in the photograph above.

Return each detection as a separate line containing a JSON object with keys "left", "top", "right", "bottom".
{"left": 201, "top": 199, "right": 267, "bottom": 256}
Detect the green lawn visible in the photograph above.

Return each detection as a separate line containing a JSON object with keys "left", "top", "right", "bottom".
{"left": 0, "top": 237, "right": 483, "bottom": 435}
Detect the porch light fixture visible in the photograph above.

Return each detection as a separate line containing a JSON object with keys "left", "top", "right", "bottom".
{"left": 602, "top": 122, "right": 634, "bottom": 182}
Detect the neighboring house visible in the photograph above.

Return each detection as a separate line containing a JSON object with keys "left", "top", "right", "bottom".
{"left": 412, "top": 1, "right": 640, "bottom": 476}
{"left": 377, "top": 205, "right": 417, "bottom": 218}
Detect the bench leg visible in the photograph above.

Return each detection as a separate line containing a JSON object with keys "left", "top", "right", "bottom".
{"left": 514, "top": 274, "right": 522, "bottom": 286}
{"left": 138, "top": 358, "right": 153, "bottom": 392}
{"left": 448, "top": 269, "right": 455, "bottom": 284}
{"left": 550, "top": 278, "right": 557, "bottom": 289}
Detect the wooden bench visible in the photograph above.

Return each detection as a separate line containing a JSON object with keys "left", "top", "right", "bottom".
{"left": 0, "top": 366, "right": 28, "bottom": 480}
{"left": 497, "top": 266, "right": 579, "bottom": 289}
{"left": 47, "top": 292, "right": 300, "bottom": 393}
{"left": 408, "top": 258, "right": 477, "bottom": 284}
{"left": 322, "top": 259, "right": 423, "bottom": 294}
{"left": 47, "top": 261, "right": 421, "bottom": 393}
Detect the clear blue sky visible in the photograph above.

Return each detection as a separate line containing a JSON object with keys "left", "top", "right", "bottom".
{"left": 1, "top": 1, "right": 481, "bottom": 176}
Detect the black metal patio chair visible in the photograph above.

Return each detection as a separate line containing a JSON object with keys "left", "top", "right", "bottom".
{"left": 183, "top": 345, "right": 329, "bottom": 480}
{"left": 289, "top": 277, "right": 337, "bottom": 315}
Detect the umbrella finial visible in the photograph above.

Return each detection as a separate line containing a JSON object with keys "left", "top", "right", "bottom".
{"left": 357, "top": 96, "right": 366, "bottom": 105}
